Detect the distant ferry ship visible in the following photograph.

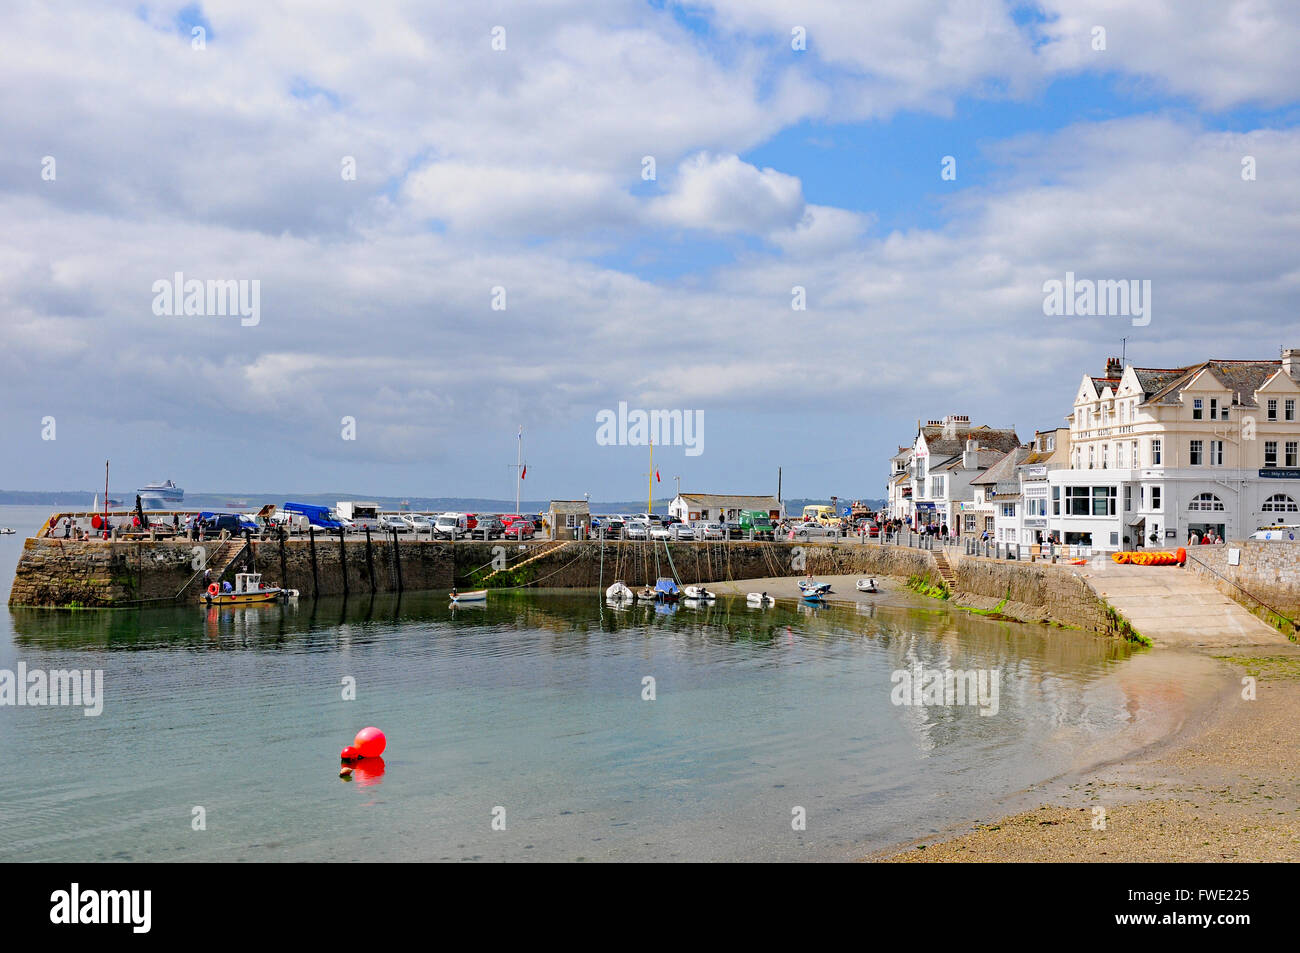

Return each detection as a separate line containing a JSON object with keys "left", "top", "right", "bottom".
{"left": 138, "top": 479, "right": 184, "bottom": 504}
{"left": 225, "top": 499, "right": 249, "bottom": 508}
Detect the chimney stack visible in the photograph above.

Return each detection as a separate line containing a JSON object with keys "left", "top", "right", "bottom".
{"left": 1105, "top": 356, "right": 1122, "bottom": 378}
{"left": 963, "top": 438, "right": 979, "bottom": 469}
{"left": 1283, "top": 348, "right": 1300, "bottom": 381}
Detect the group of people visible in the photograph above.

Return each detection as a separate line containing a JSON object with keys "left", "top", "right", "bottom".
{"left": 1188, "top": 529, "right": 1224, "bottom": 545}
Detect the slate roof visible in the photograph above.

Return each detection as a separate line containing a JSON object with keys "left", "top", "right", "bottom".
{"left": 933, "top": 448, "right": 1011, "bottom": 473}
{"left": 969, "top": 447, "right": 1029, "bottom": 485}
{"left": 919, "top": 423, "right": 1021, "bottom": 458}
{"left": 1135, "top": 360, "right": 1284, "bottom": 408}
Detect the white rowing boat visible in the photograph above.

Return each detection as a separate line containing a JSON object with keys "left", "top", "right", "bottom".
{"left": 683, "top": 585, "right": 716, "bottom": 600}
{"left": 746, "top": 592, "right": 774, "bottom": 606}
{"left": 450, "top": 589, "right": 487, "bottom": 602}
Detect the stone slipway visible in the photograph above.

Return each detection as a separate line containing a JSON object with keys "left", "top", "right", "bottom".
{"left": 1080, "top": 560, "right": 1288, "bottom": 648}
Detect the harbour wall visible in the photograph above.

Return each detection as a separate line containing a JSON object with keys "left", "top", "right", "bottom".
{"left": 7, "top": 535, "right": 454, "bottom": 607}
{"left": 1181, "top": 541, "right": 1300, "bottom": 632}
{"left": 945, "top": 552, "right": 1127, "bottom": 637}
{"left": 6, "top": 536, "right": 1143, "bottom": 639}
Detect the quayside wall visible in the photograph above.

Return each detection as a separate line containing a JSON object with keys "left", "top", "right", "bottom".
{"left": 945, "top": 554, "right": 1124, "bottom": 636}
{"left": 7, "top": 535, "right": 1145, "bottom": 639}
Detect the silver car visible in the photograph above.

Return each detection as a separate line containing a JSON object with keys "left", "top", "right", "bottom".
{"left": 792, "top": 521, "right": 838, "bottom": 539}
{"left": 669, "top": 522, "right": 697, "bottom": 540}
{"left": 625, "top": 520, "right": 649, "bottom": 540}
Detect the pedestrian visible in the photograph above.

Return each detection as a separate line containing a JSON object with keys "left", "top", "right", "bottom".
{"left": 63, "top": 517, "right": 71, "bottom": 539}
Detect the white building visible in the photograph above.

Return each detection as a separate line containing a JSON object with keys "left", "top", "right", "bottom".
{"left": 1047, "top": 352, "right": 1300, "bottom": 550}
{"left": 667, "top": 493, "right": 784, "bottom": 523}
{"left": 904, "top": 416, "right": 1022, "bottom": 532}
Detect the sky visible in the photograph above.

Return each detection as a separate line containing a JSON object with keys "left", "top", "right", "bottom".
{"left": 3, "top": 1, "right": 1300, "bottom": 503}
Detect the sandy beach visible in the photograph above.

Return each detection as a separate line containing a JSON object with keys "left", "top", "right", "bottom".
{"left": 870, "top": 641, "right": 1300, "bottom": 862}
{"left": 717, "top": 569, "right": 1300, "bottom": 862}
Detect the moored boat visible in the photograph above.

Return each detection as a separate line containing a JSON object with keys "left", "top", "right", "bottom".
{"left": 606, "top": 580, "right": 634, "bottom": 601}
{"left": 798, "top": 579, "right": 832, "bottom": 595}
{"left": 450, "top": 589, "right": 487, "bottom": 602}
{"left": 746, "top": 592, "right": 774, "bottom": 606}
{"left": 202, "top": 572, "right": 282, "bottom": 606}
{"left": 654, "top": 577, "right": 680, "bottom": 602}
{"left": 855, "top": 578, "right": 878, "bottom": 593}
{"left": 683, "top": 585, "right": 715, "bottom": 600}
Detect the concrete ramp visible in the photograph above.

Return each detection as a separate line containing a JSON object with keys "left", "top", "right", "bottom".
{"left": 1084, "top": 562, "right": 1288, "bottom": 648}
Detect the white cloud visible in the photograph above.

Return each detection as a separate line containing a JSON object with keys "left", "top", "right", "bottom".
{"left": 648, "top": 153, "right": 806, "bottom": 233}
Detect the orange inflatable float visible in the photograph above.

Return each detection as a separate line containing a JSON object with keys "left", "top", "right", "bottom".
{"left": 1111, "top": 549, "right": 1186, "bottom": 566}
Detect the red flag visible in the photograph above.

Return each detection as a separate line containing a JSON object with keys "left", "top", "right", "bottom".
{"left": 655, "top": 469, "right": 660, "bottom": 482}
{"left": 521, "top": 464, "right": 527, "bottom": 480}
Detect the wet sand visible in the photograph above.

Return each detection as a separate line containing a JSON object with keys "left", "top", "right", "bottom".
{"left": 713, "top": 570, "right": 1300, "bottom": 862}
{"left": 871, "top": 646, "right": 1300, "bottom": 862}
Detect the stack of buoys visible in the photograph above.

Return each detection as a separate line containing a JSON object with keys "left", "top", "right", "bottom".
{"left": 1112, "top": 548, "right": 1187, "bottom": 566}
{"left": 339, "top": 726, "right": 386, "bottom": 779}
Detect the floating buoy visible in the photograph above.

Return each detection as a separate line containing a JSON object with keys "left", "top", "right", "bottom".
{"left": 353, "top": 726, "right": 386, "bottom": 759}
{"left": 208, "top": 583, "right": 218, "bottom": 595}
{"left": 340, "top": 745, "right": 362, "bottom": 762}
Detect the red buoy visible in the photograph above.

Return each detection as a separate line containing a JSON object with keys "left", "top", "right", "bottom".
{"left": 340, "top": 745, "right": 362, "bottom": 762}
{"left": 353, "top": 726, "right": 386, "bottom": 759}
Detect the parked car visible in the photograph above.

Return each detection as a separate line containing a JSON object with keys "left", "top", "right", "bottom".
{"left": 379, "top": 514, "right": 412, "bottom": 533}
{"left": 473, "top": 517, "right": 506, "bottom": 539}
{"left": 696, "top": 521, "right": 724, "bottom": 540}
{"left": 500, "top": 515, "right": 535, "bottom": 538}
{"left": 625, "top": 520, "right": 649, "bottom": 540}
{"left": 405, "top": 514, "right": 434, "bottom": 534}
{"left": 792, "top": 521, "right": 838, "bottom": 539}
{"left": 650, "top": 524, "right": 673, "bottom": 540}
{"left": 669, "top": 522, "right": 697, "bottom": 540}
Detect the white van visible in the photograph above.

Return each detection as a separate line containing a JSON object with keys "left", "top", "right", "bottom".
{"left": 1250, "top": 525, "right": 1299, "bottom": 541}
{"left": 433, "top": 513, "right": 468, "bottom": 539}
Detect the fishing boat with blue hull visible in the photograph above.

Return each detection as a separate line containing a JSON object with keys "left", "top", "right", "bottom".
{"left": 798, "top": 579, "right": 832, "bottom": 596}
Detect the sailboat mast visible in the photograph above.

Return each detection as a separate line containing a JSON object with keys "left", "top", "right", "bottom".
{"left": 104, "top": 460, "right": 109, "bottom": 523}
{"left": 516, "top": 426, "right": 521, "bottom": 513}
{"left": 648, "top": 440, "right": 653, "bottom": 516}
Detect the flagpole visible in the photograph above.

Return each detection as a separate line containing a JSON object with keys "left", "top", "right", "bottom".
{"left": 516, "top": 426, "right": 522, "bottom": 513}
{"left": 648, "top": 440, "right": 653, "bottom": 516}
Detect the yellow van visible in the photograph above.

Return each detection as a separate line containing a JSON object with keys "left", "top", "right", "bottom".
{"left": 802, "top": 505, "right": 838, "bottom": 527}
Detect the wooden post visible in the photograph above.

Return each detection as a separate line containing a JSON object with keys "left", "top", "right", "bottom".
{"left": 392, "top": 528, "right": 404, "bottom": 592}
{"left": 338, "top": 528, "right": 349, "bottom": 597}
{"left": 278, "top": 528, "right": 287, "bottom": 589}
{"left": 364, "top": 526, "right": 376, "bottom": 591}
{"left": 309, "top": 526, "right": 319, "bottom": 598}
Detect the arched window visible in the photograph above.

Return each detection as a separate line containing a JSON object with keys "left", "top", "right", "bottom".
{"left": 1189, "top": 492, "right": 1224, "bottom": 511}
{"left": 1262, "top": 493, "right": 1298, "bottom": 513}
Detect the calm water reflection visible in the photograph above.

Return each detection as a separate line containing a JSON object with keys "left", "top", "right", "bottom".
{"left": 0, "top": 506, "right": 1224, "bottom": 861}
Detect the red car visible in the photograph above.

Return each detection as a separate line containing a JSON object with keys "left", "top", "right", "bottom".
{"left": 856, "top": 520, "right": 880, "bottom": 538}
{"left": 500, "top": 515, "right": 536, "bottom": 538}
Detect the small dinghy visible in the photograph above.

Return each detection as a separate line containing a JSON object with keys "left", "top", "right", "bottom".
{"left": 637, "top": 586, "right": 656, "bottom": 602}
{"left": 683, "top": 585, "right": 716, "bottom": 601}
{"left": 606, "top": 580, "right": 634, "bottom": 601}
{"left": 855, "top": 578, "right": 878, "bottom": 593}
{"left": 746, "top": 592, "right": 775, "bottom": 606}
{"left": 450, "top": 589, "right": 487, "bottom": 603}
{"left": 798, "top": 579, "right": 831, "bottom": 595}
{"left": 0, "top": 528, "right": 15, "bottom": 535}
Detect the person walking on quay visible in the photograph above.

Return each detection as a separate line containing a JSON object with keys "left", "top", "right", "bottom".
{"left": 62, "top": 517, "right": 72, "bottom": 538}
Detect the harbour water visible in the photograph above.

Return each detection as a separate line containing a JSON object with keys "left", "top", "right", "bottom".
{"left": 0, "top": 505, "right": 1225, "bottom": 862}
